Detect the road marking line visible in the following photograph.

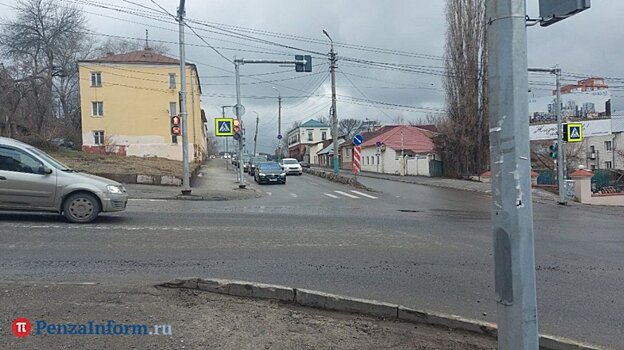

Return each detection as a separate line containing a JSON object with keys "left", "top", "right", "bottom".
{"left": 334, "top": 190, "right": 359, "bottom": 199}
{"left": 290, "top": 192, "right": 298, "bottom": 198}
{"left": 351, "top": 190, "right": 377, "bottom": 199}
{"left": 266, "top": 192, "right": 272, "bottom": 196}
{"left": 324, "top": 193, "right": 339, "bottom": 199}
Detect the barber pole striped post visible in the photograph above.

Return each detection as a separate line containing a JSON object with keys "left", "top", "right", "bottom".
{"left": 353, "top": 146, "right": 361, "bottom": 174}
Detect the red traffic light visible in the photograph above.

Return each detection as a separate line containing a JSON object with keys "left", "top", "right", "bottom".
{"left": 171, "top": 115, "right": 180, "bottom": 127}
{"left": 233, "top": 119, "right": 241, "bottom": 133}
{"left": 171, "top": 126, "right": 181, "bottom": 135}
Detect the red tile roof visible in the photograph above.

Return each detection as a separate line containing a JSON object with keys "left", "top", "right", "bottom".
{"left": 83, "top": 50, "right": 180, "bottom": 65}
{"left": 360, "top": 125, "right": 435, "bottom": 154}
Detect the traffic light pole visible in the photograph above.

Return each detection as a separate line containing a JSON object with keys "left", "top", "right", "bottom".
{"left": 221, "top": 105, "right": 235, "bottom": 170}
{"left": 529, "top": 67, "right": 565, "bottom": 204}
{"left": 487, "top": 1, "right": 539, "bottom": 348}
{"left": 234, "top": 59, "right": 245, "bottom": 188}
{"left": 177, "top": 0, "right": 190, "bottom": 195}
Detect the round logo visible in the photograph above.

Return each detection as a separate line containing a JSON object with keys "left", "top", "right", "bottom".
{"left": 12, "top": 318, "right": 31, "bottom": 338}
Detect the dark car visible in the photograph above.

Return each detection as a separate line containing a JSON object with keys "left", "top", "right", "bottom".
{"left": 254, "top": 162, "right": 286, "bottom": 184}
{"left": 248, "top": 156, "right": 268, "bottom": 175}
{"left": 299, "top": 160, "right": 310, "bottom": 168}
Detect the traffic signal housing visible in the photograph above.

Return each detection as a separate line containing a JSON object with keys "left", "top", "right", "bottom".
{"left": 233, "top": 119, "right": 242, "bottom": 140}
{"left": 549, "top": 143, "right": 558, "bottom": 159}
{"left": 171, "top": 115, "right": 181, "bottom": 135}
{"left": 295, "top": 55, "right": 312, "bottom": 72}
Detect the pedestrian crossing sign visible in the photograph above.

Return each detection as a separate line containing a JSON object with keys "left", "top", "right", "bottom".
{"left": 564, "top": 123, "right": 583, "bottom": 143}
{"left": 215, "top": 118, "right": 234, "bottom": 137}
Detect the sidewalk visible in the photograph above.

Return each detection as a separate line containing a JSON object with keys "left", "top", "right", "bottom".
{"left": 124, "top": 160, "right": 261, "bottom": 201}
{"left": 0, "top": 281, "right": 497, "bottom": 349}
{"left": 308, "top": 167, "right": 561, "bottom": 203}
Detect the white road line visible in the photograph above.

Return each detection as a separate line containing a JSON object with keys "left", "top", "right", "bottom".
{"left": 334, "top": 190, "right": 359, "bottom": 199}
{"left": 290, "top": 192, "right": 298, "bottom": 198}
{"left": 324, "top": 193, "right": 339, "bottom": 199}
{"left": 351, "top": 190, "right": 377, "bottom": 199}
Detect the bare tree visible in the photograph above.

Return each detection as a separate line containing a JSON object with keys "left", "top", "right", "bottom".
{"left": 391, "top": 115, "right": 406, "bottom": 125}
{"left": 339, "top": 118, "right": 363, "bottom": 138}
{"left": 438, "top": 0, "right": 488, "bottom": 177}
{"left": 0, "top": 0, "right": 88, "bottom": 139}
{"left": 94, "top": 37, "right": 170, "bottom": 57}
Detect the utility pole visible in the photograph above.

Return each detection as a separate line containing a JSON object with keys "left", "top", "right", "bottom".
{"left": 234, "top": 58, "right": 246, "bottom": 188}
{"left": 272, "top": 87, "right": 282, "bottom": 160}
{"left": 323, "top": 29, "right": 339, "bottom": 175}
{"left": 177, "top": 0, "right": 190, "bottom": 195}
{"left": 253, "top": 111, "right": 259, "bottom": 156}
{"left": 486, "top": 0, "right": 539, "bottom": 349}
{"left": 528, "top": 67, "right": 565, "bottom": 204}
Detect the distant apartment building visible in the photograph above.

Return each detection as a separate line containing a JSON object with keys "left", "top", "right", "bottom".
{"left": 78, "top": 49, "right": 207, "bottom": 162}
{"left": 556, "top": 77, "right": 609, "bottom": 95}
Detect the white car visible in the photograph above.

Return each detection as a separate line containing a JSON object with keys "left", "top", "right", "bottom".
{"left": 280, "top": 158, "right": 303, "bottom": 175}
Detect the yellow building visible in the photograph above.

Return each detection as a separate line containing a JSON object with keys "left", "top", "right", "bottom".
{"left": 78, "top": 49, "right": 206, "bottom": 162}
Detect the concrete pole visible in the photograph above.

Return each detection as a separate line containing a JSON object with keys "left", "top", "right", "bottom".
{"left": 555, "top": 68, "right": 566, "bottom": 204}
{"left": 324, "top": 30, "right": 339, "bottom": 175}
{"left": 272, "top": 87, "right": 282, "bottom": 160}
{"left": 486, "top": 1, "right": 539, "bottom": 349}
{"left": 253, "top": 111, "right": 259, "bottom": 156}
{"left": 222, "top": 106, "right": 229, "bottom": 170}
{"left": 177, "top": 0, "right": 190, "bottom": 195}
{"left": 234, "top": 59, "right": 245, "bottom": 188}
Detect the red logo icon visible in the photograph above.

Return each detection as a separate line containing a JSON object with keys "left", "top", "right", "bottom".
{"left": 12, "top": 318, "right": 31, "bottom": 338}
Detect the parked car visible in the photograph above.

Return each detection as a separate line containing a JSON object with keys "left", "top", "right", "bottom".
{"left": 0, "top": 137, "right": 128, "bottom": 223}
{"left": 254, "top": 162, "right": 286, "bottom": 184}
{"left": 299, "top": 160, "right": 310, "bottom": 168}
{"left": 280, "top": 158, "right": 303, "bottom": 175}
{"left": 248, "top": 155, "right": 268, "bottom": 175}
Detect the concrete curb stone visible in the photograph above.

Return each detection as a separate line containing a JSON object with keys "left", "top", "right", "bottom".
{"left": 159, "top": 278, "right": 606, "bottom": 350}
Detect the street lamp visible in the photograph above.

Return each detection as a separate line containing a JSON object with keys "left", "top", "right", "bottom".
{"left": 322, "top": 29, "right": 339, "bottom": 175}
{"left": 272, "top": 86, "right": 282, "bottom": 160}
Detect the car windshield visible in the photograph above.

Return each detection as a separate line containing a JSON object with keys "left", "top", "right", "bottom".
{"left": 259, "top": 162, "right": 281, "bottom": 171}
{"left": 283, "top": 159, "right": 298, "bottom": 164}
{"left": 27, "top": 147, "right": 72, "bottom": 171}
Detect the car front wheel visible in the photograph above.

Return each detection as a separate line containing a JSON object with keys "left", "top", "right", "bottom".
{"left": 63, "top": 192, "right": 101, "bottom": 223}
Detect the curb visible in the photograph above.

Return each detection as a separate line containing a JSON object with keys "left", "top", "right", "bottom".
{"left": 159, "top": 278, "right": 606, "bottom": 350}
{"left": 303, "top": 168, "right": 373, "bottom": 191}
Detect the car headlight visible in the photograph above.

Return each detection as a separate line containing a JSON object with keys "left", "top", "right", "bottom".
{"left": 107, "top": 185, "right": 125, "bottom": 194}
{"left": 258, "top": 173, "right": 266, "bottom": 176}
{"left": 280, "top": 173, "right": 286, "bottom": 176}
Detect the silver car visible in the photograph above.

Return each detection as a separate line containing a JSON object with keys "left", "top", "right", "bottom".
{"left": 0, "top": 137, "right": 128, "bottom": 223}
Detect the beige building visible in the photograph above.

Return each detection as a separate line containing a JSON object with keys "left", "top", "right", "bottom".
{"left": 78, "top": 49, "right": 207, "bottom": 162}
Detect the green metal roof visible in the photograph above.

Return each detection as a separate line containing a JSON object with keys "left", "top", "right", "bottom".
{"left": 300, "top": 119, "right": 330, "bottom": 128}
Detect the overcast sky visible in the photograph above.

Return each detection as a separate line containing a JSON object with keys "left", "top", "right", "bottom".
{"left": 3, "top": 0, "right": 623, "bottom": 152}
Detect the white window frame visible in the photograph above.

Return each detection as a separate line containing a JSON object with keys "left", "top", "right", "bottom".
{"left": 93, "top": 131, "right": 105, "bottom": 145}
{"left": 91, "top": 101, "right": 104, "bottom": 117}
{"left": 90, "top": 72, "right": 102, "bottom": 87}
{"left": 169, "top": 73, "right": 176, "bottom": 89}
{"left": 605, "top": 161, "right": 612, "bottom": 169}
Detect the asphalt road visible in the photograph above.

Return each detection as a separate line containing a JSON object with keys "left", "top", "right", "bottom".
{"left": 1, "top": 172, "right": 623, "bottom": 347}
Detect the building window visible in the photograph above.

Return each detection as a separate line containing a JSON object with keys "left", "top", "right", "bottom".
{"left": 377, "top": 155, "right": 380, "bottom": 164}
{"left": 307, "top": 131, "right": 313, "bottom": 142}
{"left": 321, "top": 131, "right": 327, "bottom": 140}
{"left": 90, "top": 72, "right": 101, "bottom": 87}
{"left": 605, "top": 161, "right": 612, "bottom": 169}
{"left": 605, "top": 141, "right": 612, "bottom": 151}
{"left": 590, "top": 164, "right": 596, "bottom": 170}
{"left": 93, "top": 131, "right": 104, "bottom": 145}
{"left": 169, "top": 73, "right": 176, "bottom": 89}
{"left": 91, "top": 101, "right": 103, "bottom": 117}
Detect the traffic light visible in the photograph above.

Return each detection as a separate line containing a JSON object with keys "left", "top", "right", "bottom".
{"left": 171, "top": 115, "right": 181, "bottom": 135}
{"left": 233, "top": 119, "right": 242, "bottom": 140}
{"left": 295, "top": 55, "right": 312, "bottom": 72}
{"left": 549, "top": 143, "right": 558, "bottom": 159}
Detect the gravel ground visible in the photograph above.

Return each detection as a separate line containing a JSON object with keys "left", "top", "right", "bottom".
{"left": 1, "top": 281, "right": 497, "bottom": 350}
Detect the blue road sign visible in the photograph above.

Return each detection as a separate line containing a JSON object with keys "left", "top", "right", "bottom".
{"left": 375, "top": 140, "right": 382, "bottom": 147}
{"left": 353, "top": 134, "right": 363, "bottom": 146}
{"left": 277, "top": 134, "right": 283, "bottom": 140}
